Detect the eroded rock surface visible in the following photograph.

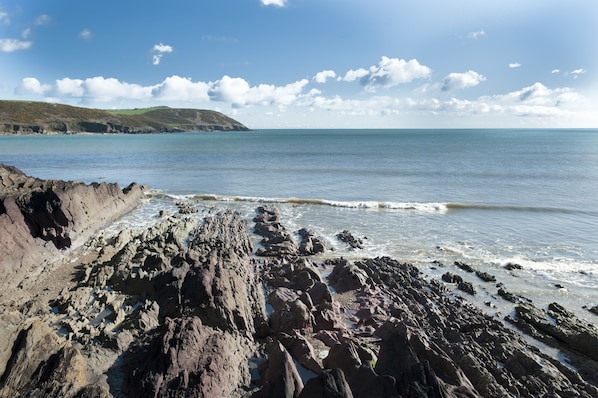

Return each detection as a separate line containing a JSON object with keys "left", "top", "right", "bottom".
{"left": 1, "top": 173, "right": 597, "bottom": 397}
{"left": 0, "top": 164, "right": 143, "bottom": 301}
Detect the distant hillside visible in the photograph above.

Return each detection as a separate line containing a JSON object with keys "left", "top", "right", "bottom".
{"left": 0, "top": 101, "right": 250, "bottom": 134}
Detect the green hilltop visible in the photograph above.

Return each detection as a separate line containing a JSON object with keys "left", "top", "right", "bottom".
{"left": 0, "top": 101, "right": 250, "bottom": 134}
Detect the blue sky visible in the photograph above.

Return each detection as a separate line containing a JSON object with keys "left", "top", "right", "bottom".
{"left": 1, "top": 0, "right": 597, "bottom": 128}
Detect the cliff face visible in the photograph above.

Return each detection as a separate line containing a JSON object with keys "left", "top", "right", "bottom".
{"left": 0, "top": 164, "right": 144, "bottom": 300}
{"left": 0, "top": 101, "right": 250, "bottom": 134}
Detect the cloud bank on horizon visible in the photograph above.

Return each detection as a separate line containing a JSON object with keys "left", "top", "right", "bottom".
{"left": 0, "top": 0, "right": 596, "bottom": 128}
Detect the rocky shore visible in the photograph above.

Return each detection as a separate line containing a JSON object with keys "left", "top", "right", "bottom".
{"left": 1, "top": 168, "right": 597, "bottom": 397}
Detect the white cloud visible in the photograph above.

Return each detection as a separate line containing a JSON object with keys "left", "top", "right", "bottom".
{"left": 313, "top": 70, "right": 336, "bottom": 84}
{"left": 151, "top": 75, "right": 210, "bottom": 101}
{"left": 466, "top": 30, "right": 486, "bottom": 39}
{"left": 152, "top": 43, "right": 174, "bottom": 65}
{"left": 15, "top": 77, "right": 51, "bottom": 95}
{"left": 552, "top": 69, "right": 560, "bottom": 74}
{"left": 359, "top": 56, "right": 431, "bottom": 91}
{"left": 342, "top": 68, "right": 369, "bottom": 82}
{"left": 55, "top": 78, "right": 85, "bottom": 97}
{"left": 569, "top": 69, "right": 586, "bottom": 79}
{"left": 153, "top": 43, "right": 173, "bottom": 53}
{"left": 441, "top": 70, "right": 485, "bottom": 91}
{"left": 208, "top": 75, "right": 309, "bottom": 107}
{"left": 34, "top": 14, "right": 52, "bottom": 26}
{"left": 0, "top": 38, "right": 32, "bottom": 52}
{"left": 261, "top": 0, "right": 288, "bottom": 7}
{"left": 79, "top": 29, "right": 92, "bottom": 40}
{"left": 509, "top": 63, "right": 521, "bottom": 68}
{"left": 22, "top": 28, "right": 31, "bottom": 38}
{"left": 14, "top": 75, "right": 310, "bottom": 109}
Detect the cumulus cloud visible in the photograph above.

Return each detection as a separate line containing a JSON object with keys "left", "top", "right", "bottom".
{"left": 466, "top": 30, "right": 486, "bottom": 39}
{"left": 551, "top": 69, "right": 560, "bottom": 74}
{"left": 261, "top": 0, "right": 288, "bottom": 7}
{"left": 14, "top": 74, "right": 310, "bottom": 109}
{"left": 208, "top": 75, "right": 309, "bottom": 107}
{"left": 358, "top": 56, "right": 431, "bottom": 91}
{"left": 341, "top": 68, "right": 369, "bottom": 82}
{"left": 152, "top": 43, "right": 174, "bottom": 65}
{"left": 0, "top": 38, "right": 32, "bottom": 52}
{"left": 15, "top": 77, "right": 51, "bottom": 95}
{"left": 313, "top": 70, "right": 336, "bottom": 83}
{"left": 509, "top": 63, "right": 521, "bottom": 68}
{"left": 152, "top": 76, "right": 211, "bottom": 101}
{"left": 79, "top": 29, "right": 92, "bottom": 40}
{"left": 441, "top": 70, "right": 485, "bottom": 91}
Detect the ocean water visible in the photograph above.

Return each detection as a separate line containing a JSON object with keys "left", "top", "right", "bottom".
{"left": 1, "top": 129, "right": 597, "bottom": 322}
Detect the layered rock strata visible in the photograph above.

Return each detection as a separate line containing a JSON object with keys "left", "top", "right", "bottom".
{"left": 0, "top": 164, "right": 144, "bottom": 301}
{"left": 0, "top": 184, "right": 597, "bottom": 397}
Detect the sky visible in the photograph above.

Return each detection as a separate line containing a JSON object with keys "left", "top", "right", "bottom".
{"left": 0, "top": 0, "right": 597, "bottom": 129}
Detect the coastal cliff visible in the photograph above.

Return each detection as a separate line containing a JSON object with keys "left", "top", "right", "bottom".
{"left": 0, "top": 101, "right": 250, "bottom": 134}
{"left": 0, "top": 167, "right": 597, "bottom": 397}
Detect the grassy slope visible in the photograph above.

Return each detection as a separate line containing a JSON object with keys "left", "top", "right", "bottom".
{"left": 0, "top": 101, "right": 249, "bottom": 133}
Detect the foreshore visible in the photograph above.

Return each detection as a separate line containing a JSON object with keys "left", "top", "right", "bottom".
{"left": 1, "top": 164, "right": 597, "bottom": 397}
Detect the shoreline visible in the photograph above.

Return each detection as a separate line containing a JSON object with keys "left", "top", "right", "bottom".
{"left": 1, "top": 165, "right": 597, "bottom": 397}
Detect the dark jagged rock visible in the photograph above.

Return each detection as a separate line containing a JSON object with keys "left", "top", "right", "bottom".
{"left": 441, "top": 272, "right": 463, "bottom": 284}
{"left": 336, "top": 230, "right": 363, "bottom": 249}
{"left": 457, "top": 281, "right": 476, "bottom": 295}
{"left": 475, "top": 271, "right": 496, "bottom": 282}
{"left": 497, "top": 288, "right": 527, "bottom": 304}
{"left": 122, "top": 316, "right": 253, "bottom": 398}
{"left": 589, "top": 305, "right": 598, "bottom": 316}
{"left": 254, "top": 340, "right": 304, "bottom": 398}
{"left": 254, "top": 206, "right": 298, "bottom": 257}
{"left": 454, "top": 261, "right": 475, "bottom": 273}
{"left": 299, "top": 368, "right": 353, "bottom": 398}
{"left": 504, "top": 262, "right": 523, "bottom": 271}
{"left": 298, "top": 227, "right": 327, "bottom": 256}
{"left": 513, "top": 302, "right": 598, "bottom": 362}
{"left": 328, "top": 259, "right": 369, "bottom": 293}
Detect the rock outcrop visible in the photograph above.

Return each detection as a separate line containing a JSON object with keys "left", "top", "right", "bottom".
{"left": 0, "top": 164, "right": 144, "bottom": 301}
{"left": 1, "top": 170, "right": 597, "bottom": 397}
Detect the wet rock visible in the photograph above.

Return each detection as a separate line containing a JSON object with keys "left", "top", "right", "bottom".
{"left": 454, "top": 261, "right": 475, "bottom": 273}
{"left": 475, "top": 271, "right": 496, "bottom": 282}
{"left": 457, "top": 281, "right": 476, "bottom": 295}
{"left": 497, "top": 288, "right": 529, "bottom": 304}
{"left": 588, "top": 305, "right": 598, "bottom": 316}
{"left": 336, "top": 230, "right": 363, "bottom": 250}
{"left": 298, "top": 227, "right": 327, "bottom": 256}
{"left": 514, "top": 302, "right": 598, "bottom": 362}
{"left": 504, "top": 262, "right": 523, "bottom": 271}
{"left": 441, "top": 272, "right": 463, "bottom": 284}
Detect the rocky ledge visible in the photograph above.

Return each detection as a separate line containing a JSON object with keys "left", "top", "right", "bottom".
{"left": 0, "top": 178, "right": 597, "bottom": 397}
{"left": 0, "top": 164, "right": 144, "bottom": 301}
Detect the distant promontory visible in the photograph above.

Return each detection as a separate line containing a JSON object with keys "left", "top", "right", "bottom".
{"left": 0, "top": 100, "right": 250, "bottom": 134}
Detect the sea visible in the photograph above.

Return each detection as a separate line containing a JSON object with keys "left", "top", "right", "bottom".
{"left": 1, "top": 129, "right": 597, "bottom": 323}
